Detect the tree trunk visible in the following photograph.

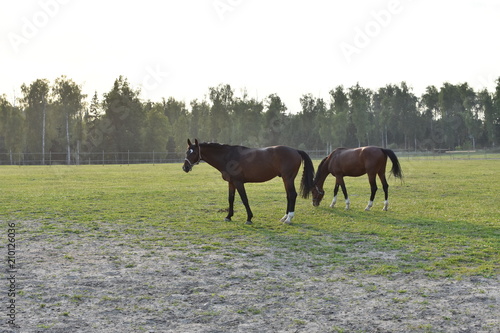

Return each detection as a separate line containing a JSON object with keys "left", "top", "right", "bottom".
{"left": 66, "top": 112, "right": 71, "bottom": 165}
{"left": 42, "top": 96, "right": 46, "bottom": 165}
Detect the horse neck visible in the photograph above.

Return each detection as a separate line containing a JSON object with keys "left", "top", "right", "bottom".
{"left": 314, "top": 155, "right": 331, "bottom": 188}
{"left": 199, "top": 143, "right": 230, "bottom": 171}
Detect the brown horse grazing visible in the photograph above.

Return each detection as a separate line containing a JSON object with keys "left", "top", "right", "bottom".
{"left": 183, "top": 139, "right": 315, "bottom": 224}
{"left": 312, "top": 146, "right": 403, "bottom": 211}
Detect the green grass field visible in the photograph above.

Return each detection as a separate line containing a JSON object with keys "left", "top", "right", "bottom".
{"left": 1, "top": 158, "right": 499, "bottom": 278}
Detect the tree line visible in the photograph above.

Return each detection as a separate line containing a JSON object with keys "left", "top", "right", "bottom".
{"left": 1, "top": 75, "right": 500, "bottom": 164}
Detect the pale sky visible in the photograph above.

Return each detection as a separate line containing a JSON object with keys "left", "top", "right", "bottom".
{"left": 1, "top": 0, "right": 499, "bottom": 112}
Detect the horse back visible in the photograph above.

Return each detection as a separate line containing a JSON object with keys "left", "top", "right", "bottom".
{"left": 262, "top": 145, "right": 303, "bottom": 176}
{"left": 228, "top": 145, "right": 302, "bottom": 183}
{"left": 331, "top": 146, "right": 386, "bottom": 177}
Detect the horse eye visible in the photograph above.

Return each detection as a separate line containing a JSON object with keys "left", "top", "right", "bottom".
{"left": 189, "top": 149, "right": 194, "bottom": 154}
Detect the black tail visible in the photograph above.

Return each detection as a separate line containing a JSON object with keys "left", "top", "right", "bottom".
{"left": 298, "top": 150, "right": 315, "bottom": 198}
{"left": 381, "top": 148, "right": 403, "bottom": 180}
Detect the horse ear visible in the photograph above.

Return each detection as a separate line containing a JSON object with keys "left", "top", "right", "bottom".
{"left": 187, "top": 139, "right": 192, "bottom": 146}
{"left": 195, "top": 139, "right": 199, "bottom": 146}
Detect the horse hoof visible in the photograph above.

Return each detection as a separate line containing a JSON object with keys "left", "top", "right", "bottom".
{"left": 364, "top": 207, "right": 371, "bottom": 211}
{"left": 282, "top": 220, "right": 291, "bottom": 225}
{"left": 245, "top": 221, "right": 253, "bottom": 225}
{"left": 224, "top": 218, "right": 231, "bottom": 222}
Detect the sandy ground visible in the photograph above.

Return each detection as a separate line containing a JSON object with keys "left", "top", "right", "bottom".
{"left": 3, "top": 223, "right": 499, "bottom": 333}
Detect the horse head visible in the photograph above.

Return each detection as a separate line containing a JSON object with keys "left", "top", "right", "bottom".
{"left": 183, "top": 139, "right": 201, "bottom": 172}
{"left": 311, "top": 185, "right": 325, "bottom": 207}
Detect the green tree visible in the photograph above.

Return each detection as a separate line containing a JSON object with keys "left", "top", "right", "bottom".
{"left": 232, "top": 90, "right": 263, "bottom": 146}
{"left": 52, "top": 75, "right": 86, "bottom": 164}
{"left": 478, "top": 89, "right": 495, "bottom": 146}
{"left": 190, "top": 98, "right": 211, "bottom": 140}
{"left": 438, "top": 82, "right": 478, "bottom": 149}
{"left": 394, "top": 82, "right": 418, "bottom": 150}
{"left": 162, "top": 97, "right": 189, "bottom": 151}
{"left": 490, "top": 77, "right": 500, "bottom": 146}
{"left": 329, "top": 86, "right": 350, "bottom": 147}
{"left": 20, "top": 79, "right": 50, "bottom": 162}
{"left": 420, "top": 85, "right": 439, "bottom": 149}
{"left": 143, "top": 102, "right": 170, "bottom": 152}
{"left": 0, "top": 95, "right": 24, "bottom": 164}
{"left": 208, "top": 84, "right": 234, "bottom": 142}
{"left": 458, "top": 83, "right": 481, "bottom": 149}
{"left": 262, "top": 94, "right": 287, "bottom": 146}
{"left": 438, "top": 83, "right": 462, "bottom": 149}
{"left": 163, "top": 96, "right": 187, "bottom": 127}
{"left": 102, "top": 76, "right": 144, "bottom": 153}
{"left": 296, "top": 94, "right": 325, "bottom": 149}
{"left": 83, "top": 91, "right": 104, "bottom": 153}
{"left": 348, "top": 83, "right": 372, "bottom": 147}
{"left": 372, "top": 85, "right": 396, "bottom": 147}
{"left": 315, "top": 97, "right": 330, "bottom": 149}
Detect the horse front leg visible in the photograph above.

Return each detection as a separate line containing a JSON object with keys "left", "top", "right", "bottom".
{"left": 330, "top": 183, "right": 340, "bottom": 208}
{"left": 336, "top": 177, "right": 350, "bottom": 210}
{"left": 225, "top": 182, "right": 236, "bottom": 222}
{"left": 235, "top": 182, "right": 253, "bottom": 225}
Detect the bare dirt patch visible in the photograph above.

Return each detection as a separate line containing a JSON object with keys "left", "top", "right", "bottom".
{"left": 3, "top": 223, "right": 499, "bottom": 333}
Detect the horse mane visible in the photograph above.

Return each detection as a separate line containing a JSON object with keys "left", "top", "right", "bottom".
{"left": 200, "top": 142, "right": 229, "bottom": 147}
{"left": 199, "top": 142, "right": 231, "bottom": 152}
{"left": 200, "top": 142, "right": 249, "bottom": 149}
{"left": 313, "top": 155, "right": 329, "bottom": 184}
{"left": 332, "top": 147, "right": 346, "bottom": 155}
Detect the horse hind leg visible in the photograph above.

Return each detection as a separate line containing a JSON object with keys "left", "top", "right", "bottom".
{"left": 379, "top": 173, "right": 389, "bottom": 211}
{"left": 225, "top": 182, "right": 236, "bottom": 222}
{"left": 280, "top": 179, "right": 297, "bottom": 224}
{"left": 337, "top": 177, "right": 350, "bottom": 210}
{"left": 280, "top": 211, "right": 294, "bottom": 224}
{"left": 365, "top": 174, "right": 377, "bottom": 211}
{"left": 280, "top": 192, "right": 297, "bottom": 224}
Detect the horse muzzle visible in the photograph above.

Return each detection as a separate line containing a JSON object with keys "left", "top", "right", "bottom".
{"left": 182, "top": 161, "right": 192, "bottom": 173}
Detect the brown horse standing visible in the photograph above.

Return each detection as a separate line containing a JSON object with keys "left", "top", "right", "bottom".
{"left": 312, "top": 146, "right": 403, "bottom": 211}
{"left": 183, "top": 139, "right": 315, "bottom": 224}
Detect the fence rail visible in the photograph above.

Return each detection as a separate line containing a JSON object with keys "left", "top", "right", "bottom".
{"left": 1, "top": 151, "right": 182, "bottom": 165}
{"left": 1, "top": 149, "right": 499, "bottom": 166}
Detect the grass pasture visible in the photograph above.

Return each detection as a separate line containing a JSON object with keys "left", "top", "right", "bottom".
{"left": 1, "top": 159, "right": 499, "bottom": 332}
